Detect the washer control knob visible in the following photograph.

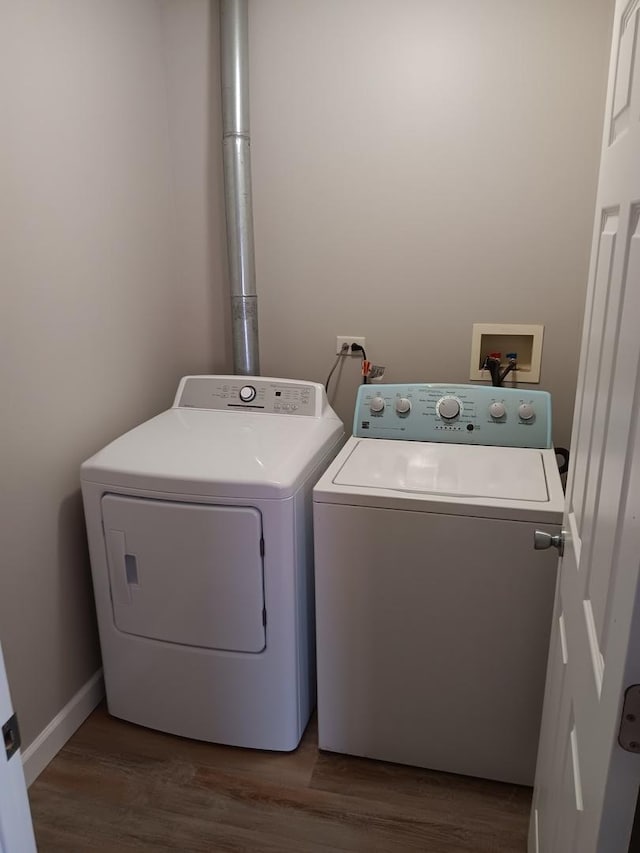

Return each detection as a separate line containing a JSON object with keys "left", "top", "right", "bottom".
{"left": 519, "top": 403, "right": 535, "bottom": 421}
{"left": 437, "top": 396, "right": 461, "bottom": 420}
{"left": 395, "top": 397, "right": 411, "bottom": 415}
{"left": 370, "top": 396, "right": 386, "bottom": 413}
{"left": 489, "top": 401, "right": 506, "bottom": 419}
{"left": 239, "top": 385, "right": 257, "bottom": 403}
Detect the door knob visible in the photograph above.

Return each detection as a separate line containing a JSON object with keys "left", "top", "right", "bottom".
{"left": 534, "top": 530, "right": 564, "bottom": 557}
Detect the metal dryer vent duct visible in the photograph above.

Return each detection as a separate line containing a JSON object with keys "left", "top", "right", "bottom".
{"left": 220, "top": 0, "right": 260, "bottom": 375}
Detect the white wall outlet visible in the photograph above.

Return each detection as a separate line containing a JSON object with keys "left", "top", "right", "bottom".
{"left": 336, "top": 336, "right": 366, "bottom": 355}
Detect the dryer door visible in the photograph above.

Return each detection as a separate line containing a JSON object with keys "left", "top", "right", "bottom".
{"left": 101, "top": 496, "right": 265, "bottom": 653}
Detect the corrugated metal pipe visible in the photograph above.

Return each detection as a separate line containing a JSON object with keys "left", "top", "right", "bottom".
{"left": 220, "top": 0, "right": 260, "bottom": 375}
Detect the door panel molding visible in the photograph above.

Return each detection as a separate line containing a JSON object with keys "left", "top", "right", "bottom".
{"left": 610, "top": 2, "right": 638, "bottom": 142}
{"left": 571, "top": 209, "right": 619, "bottom": 535}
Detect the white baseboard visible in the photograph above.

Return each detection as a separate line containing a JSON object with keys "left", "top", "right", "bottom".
{"left": 21, "top": 669, "right": 104, "bottom": 787}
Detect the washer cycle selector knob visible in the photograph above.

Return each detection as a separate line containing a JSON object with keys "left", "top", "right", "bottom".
{"left": 437, "top": 396, "right": 461, "bottom": 420}
{"left": 370, "top": 396, "right": 386, "bottom": 413}
{"left": 518, "top": 403, "right": 535, "bottom": 421}
{"left": 239, "top": 385, "right": 257, "bottom": 403}
{"left": 395, "top": 397, "right": 411, "bottom": 415}
{"left": 489, "top": 401, "right": 506, "bottom": 419}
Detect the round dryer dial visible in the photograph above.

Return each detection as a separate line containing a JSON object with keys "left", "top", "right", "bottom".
{"left": 370, "top": 396, "right": 386, "bottom": 413}
{"left": 437, "top": 396, "right": 461, "bottom": 420}
{"left": 239, "top": 385, "right": 257, "bottom": 403}
{"left": 489, "top": 401, "right": 506, "bottom": 419}
{"left": 395, "top": 397, "right": 411, "bottom": 415}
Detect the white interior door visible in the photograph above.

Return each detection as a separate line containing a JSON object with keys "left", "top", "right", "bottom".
{"left": 0, "top": 644, "right": 37, "bottom": 853}
{"left": 530, "top": 1, "right": 640, "bottom": 850}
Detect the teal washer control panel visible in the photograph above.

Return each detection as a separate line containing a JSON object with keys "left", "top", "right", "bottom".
{"left": 353, "top": 383, "right": 552, "bottom": 449}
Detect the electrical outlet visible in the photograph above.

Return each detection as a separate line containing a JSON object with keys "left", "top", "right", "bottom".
{"left": 336, "top": 336, "right": 366, "bottom": 355}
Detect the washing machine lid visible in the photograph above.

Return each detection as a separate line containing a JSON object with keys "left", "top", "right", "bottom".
{"left": 336, "top": 440, "right": 548, "bottom": 500}
{"left": 314, "top": 438, "right": 565, "bottom": 523}
{"left": 81, "top": 408, "right": 343, "bottom": 499}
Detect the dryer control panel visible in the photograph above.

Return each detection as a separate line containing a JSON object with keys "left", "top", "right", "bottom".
{"left": 174, "top": 376, "right": 322, "bottom": 417}
{"left": 353, "top": 383, "right": 552, "bottom": 448}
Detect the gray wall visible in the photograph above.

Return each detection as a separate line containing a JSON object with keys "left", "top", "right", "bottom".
{"left": 0, "top": 0, "right": 227, "bottom": 748}
{"left": 249, "top": 0, "right": 614, "bottom": 449}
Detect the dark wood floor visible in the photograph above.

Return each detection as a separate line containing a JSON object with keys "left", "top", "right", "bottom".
{"left": 29, "top": 705, "right": 530, "bottom": 852}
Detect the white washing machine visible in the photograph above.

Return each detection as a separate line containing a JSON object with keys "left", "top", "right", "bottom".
{"left": 81, "top": 376, "right": 343, "bottom": 751}
{"left": 313, "top": 383, "right": 564, "bottom": 785}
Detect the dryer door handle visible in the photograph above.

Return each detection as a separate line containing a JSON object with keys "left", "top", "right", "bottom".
{"left": 106, "top": 529, "right": 135, "bottom": 604}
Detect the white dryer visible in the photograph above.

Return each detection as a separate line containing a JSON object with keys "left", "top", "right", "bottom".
{"left": 313, "top": 383, "right": 564, "bottom": 784}
{"left": 82, "top": 376, "right": 343, "bottom": 751}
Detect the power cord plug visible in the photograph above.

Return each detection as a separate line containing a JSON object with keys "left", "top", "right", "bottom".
{"left": 349, "top": 343, "right": 369, "bottom": 383}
